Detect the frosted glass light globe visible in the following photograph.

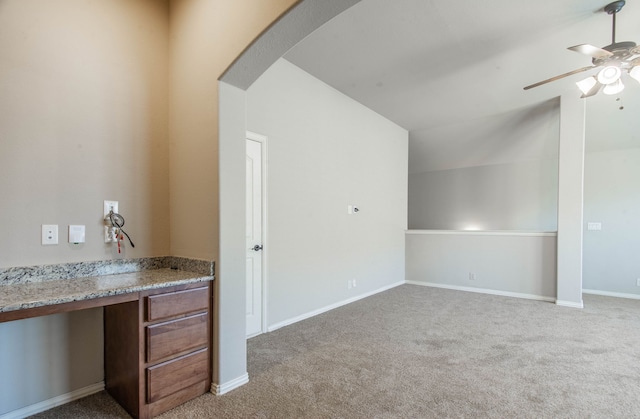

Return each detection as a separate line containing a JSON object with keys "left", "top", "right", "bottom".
{"left": 597, "top": 66, "right": 622, "bottom": 84}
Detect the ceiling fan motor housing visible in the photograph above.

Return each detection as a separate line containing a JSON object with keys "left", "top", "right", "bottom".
{"left": 604, "top": 0, "right": 626, "bottom": 15}
{"left": 593, "top": 42, "right": 639, "bottom": 65}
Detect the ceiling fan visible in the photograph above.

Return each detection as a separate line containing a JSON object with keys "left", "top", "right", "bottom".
{"left": 524, "top": 0, "right": 640, "bottom": 97}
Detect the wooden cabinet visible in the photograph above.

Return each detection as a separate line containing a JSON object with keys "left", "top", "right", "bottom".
{"left": 105, "top": 282, "right": 212, "bottom": 419}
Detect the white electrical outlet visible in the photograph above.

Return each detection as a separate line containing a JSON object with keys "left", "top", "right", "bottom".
{"left": 636, "top": 278, "right": 640, "bottom": 287}
{"left": 347, "top": 279, "right": 352, "bottom": 289}
{"left": 105, "top": 226, "right": 117, "bottom": 243}
{"left": 41, "top": 225, "right": 58, "bottom": 245}
{"left": 469, "top": 272, "right": 476, "bottom": 280}
{"left": 104, "top": 200, "right": 118, "bottom": 218}
{"left": 352, "top": 278, "right": 357, "bottom": 287}
{"left": 104, "top": 200, "right": 119, "bottom": 243}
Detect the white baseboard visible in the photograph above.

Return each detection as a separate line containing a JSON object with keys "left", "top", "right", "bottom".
{"left": 0, "top": 381, "right": 104, "bottom": 419}
{"left": 267, "top": 281, "right": 405, "bottom": 332}
{"left": 583, "top": 289, "right": 640, "bottom": 300}
{"left": 555, "top": 299, "right": 584, "bottom": 309}
{"left": 213, "top": 373, "right": 249, "bottom": 395}
{"left": 246, "top": 330, "right": 262, "bottom": 339}
{"left": 406, "top": 281, "right": 556, "bottom": 303}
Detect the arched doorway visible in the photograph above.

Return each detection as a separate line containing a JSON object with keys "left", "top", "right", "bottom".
{"left": 215, "top": 0, "right": 362, "bottom": 393}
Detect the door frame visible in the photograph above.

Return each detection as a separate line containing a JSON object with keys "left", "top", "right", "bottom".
{"left": 246, "top": 131, "right": 268, "bottom": 336}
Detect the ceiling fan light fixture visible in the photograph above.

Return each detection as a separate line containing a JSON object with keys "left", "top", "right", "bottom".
{"left": 524, "top": 1, "right": 638, "bottom": 99}
{"left": 603, "top": 78, "right": 624, "bottom": 95}
{"left": 576, "top": 76, "right": 598, "bottom": 94}
{"left": 597, "top": 65, "right": 622, "bottom": 84}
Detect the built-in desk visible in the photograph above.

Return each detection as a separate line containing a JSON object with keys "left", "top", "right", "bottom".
{"left": 0, "top": 262, "right": 214, "bottom": 419}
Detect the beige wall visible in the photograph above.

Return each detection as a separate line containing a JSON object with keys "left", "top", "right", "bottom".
{"left": 0, "top": 1, "right": 170, "bottom": 414}
{"left": 1, "top": 0, "right": 299, "bottom": 414}
{"left": 0, "top": 0, "right": 171, "bottom": 267}
{"left": 0, "top": 0, "right": 299, "bottom": 267}
{"left": 168, "top": 0, "right": 299, "bottom": 260}
{"left": 169, "top": 0, "right": 298, "bottom": 389}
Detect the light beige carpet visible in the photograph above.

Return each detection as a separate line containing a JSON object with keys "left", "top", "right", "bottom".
{"left": 29, "top": 285, "right": 640, "bottom": 418}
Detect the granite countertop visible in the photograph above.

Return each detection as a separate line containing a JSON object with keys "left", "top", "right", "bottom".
{"left": 0, "top": 258, "right": 215, "bottom": 314}
{"left": 0, "top": 269, "right": 213, "bottom": 313}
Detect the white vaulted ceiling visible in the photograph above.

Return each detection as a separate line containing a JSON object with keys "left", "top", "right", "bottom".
{"left": 284, "top": 0, "right": 640, "bottom": 171}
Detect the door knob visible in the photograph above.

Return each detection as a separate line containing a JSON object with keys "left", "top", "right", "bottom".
{"left": 252, "top": 244, "right": 263, "bottom": 251}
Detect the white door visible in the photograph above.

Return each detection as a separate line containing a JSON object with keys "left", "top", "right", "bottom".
{"left": 246, "top": 137, "right": 264, "bottom": 337}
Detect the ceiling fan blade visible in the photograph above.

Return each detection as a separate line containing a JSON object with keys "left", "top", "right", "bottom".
{"left": 568, "top": 44, "right": 613, "bottom": 59}
{"left": 581, "top": 81, "right": 602, "bottom": 98}
{"left": 523, "top": 66, "right": 597, "bottom": 90}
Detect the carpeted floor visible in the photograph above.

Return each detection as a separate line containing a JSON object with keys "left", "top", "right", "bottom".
{"left": 29, "top": 285, "right": 640, "bottom": 418}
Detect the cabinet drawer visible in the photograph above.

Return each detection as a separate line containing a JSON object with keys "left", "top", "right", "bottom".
{"left": 146, "top": 348, "right": 209, "bottom": 403}
{"left": 146, "top": 312, "right": 208, "bottom": 363}
{"left": 146, "top": 286, "right": 209, "bottom": 321}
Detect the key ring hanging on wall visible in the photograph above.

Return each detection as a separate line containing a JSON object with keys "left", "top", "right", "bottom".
{"left": 106, "top": 210, "right": 135, "bottom": 252}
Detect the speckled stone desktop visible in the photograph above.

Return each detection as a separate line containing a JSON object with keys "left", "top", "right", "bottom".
{"left": 0, "top": 257, "right": 214, "bottom": 313}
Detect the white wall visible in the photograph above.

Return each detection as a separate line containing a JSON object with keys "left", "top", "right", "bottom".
{"left": 405, "top": 94, "right": 590, "bottom": 307}
{"left": 408, "top": 159, "right": 558, "bottom": 230}
{"left": 406, "top": 231, "right": 557, "bottom": 300}
{"left": 247, "top": 59, "right": 408, "bottom": 327}
{"left": 217, "top": 82, "right": 250, "bottom": 388}
{"left": 581, "top": 90, "right": 640, "bottom": 297}
{"left": 583, "top": 148, "right": 640, "bottom": 296}
{"left": 408, "top": 100, "right": 559, "bottom": 231}
{"left": 555, "top": 93, "right": 586, "bottom": 307}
